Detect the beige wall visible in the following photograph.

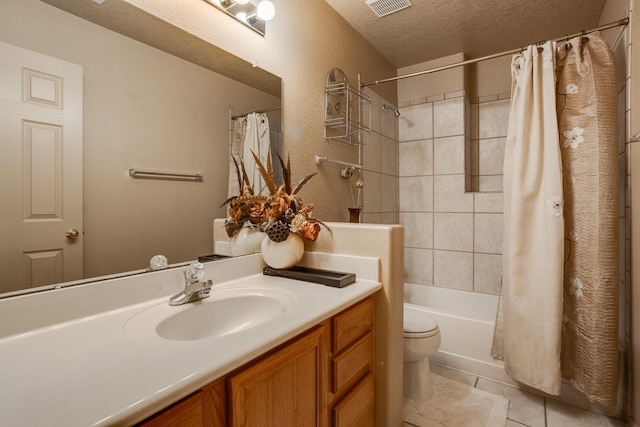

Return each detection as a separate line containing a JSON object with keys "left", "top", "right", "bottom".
{"left": 1, "top": 0, "right": 280, "bottom": 277}
{"left": 630, "top": 0, "right": 640, "bottom": 423}
{"left": 397, "top": 53, "right": 466, "bottom": 101}
{"left": 396, "top": 52, "right": 512, "bottom": 102}
{"left": 468, "top": 56, "right": 512, "bottom": 98}
{"left": 121, "top": 0, "right": 398, "bottom": 224}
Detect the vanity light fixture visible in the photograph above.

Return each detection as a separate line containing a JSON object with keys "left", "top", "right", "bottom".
{"left": 236, "top": 11, "right": 248, "bottom": 22}
{"left": 205, "top": 0, "right": 275, "bottom": 36}
{"left": 256, "top": 0, "right": 276, "bottom": 21}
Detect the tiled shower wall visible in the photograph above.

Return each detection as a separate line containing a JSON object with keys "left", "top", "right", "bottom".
{"left": 396, "top": 93, "right": 509, "bottom": 295}
{"left": 470, "top": 94, "right": 512, "bottom": 193}
{"left": 361, "top": 87, "right": 400, "bottom": 224}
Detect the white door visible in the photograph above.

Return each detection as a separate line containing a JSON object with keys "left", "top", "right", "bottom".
{"left": 0, "top": 42, "right": 83, "bottom": 293}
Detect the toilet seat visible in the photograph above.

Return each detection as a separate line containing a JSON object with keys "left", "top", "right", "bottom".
{"left": 404, "top": 307, "right": 439, "bottom": 337}
{"left": 404, "top": 328, "right": 439, "bottom": 339}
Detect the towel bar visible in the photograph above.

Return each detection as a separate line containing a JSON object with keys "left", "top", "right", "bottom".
{"left": 129, "top": 168, "right": 203, "bottom": 182}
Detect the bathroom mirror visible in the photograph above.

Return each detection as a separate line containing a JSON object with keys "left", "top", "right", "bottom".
{"left": 0, "top": 0, "right": 282, "bottom": 296}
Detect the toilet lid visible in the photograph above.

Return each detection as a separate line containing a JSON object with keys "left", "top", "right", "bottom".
{"left": 404, "top": 308, "right": 438, "bottom": 333}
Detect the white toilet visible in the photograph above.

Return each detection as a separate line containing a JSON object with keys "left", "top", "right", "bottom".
{"left": 403, "top": 303, "right": 441, "bottom": 401}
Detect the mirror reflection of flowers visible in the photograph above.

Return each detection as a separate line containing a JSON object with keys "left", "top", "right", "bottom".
{"left": 222, "top": 150, "right": 328, "bottom": 242}
{"left": 221, "top": 155, "right": 269, "bottom": 238}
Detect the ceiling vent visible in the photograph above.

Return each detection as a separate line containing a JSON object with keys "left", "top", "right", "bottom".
{"left": 365, "top": 0, "right": 412, "bottom": 17}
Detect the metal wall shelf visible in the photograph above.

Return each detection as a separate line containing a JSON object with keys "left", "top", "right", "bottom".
{"left": 324, "top": 69, "right": 371, "bottom": 145}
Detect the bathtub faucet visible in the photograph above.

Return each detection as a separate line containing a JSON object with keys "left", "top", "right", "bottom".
{"left": 169, "top": 262, "right": 213, "bottom": 306}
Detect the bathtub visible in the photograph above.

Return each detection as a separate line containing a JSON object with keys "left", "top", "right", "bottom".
{"left": 404, "top": 283, "right": 512, "bottom": 384}
{"left": 404, "top": 283, "right": 625, "bottom": 415}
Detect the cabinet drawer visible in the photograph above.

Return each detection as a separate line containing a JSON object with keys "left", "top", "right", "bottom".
{"left": 332, "top": 331, "right": 373, "bottom": 394}
{"left": 332, "top": 373, "right": 374, "bottom": 427}
{"left": 332, "top": 297, "right": 374, "bottom": 353}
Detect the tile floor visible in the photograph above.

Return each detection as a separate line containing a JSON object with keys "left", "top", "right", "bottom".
{"left": 404, "top": 364, "right": 626, "bottom": 427}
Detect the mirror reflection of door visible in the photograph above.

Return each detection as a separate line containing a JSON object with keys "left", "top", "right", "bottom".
{"left": 0, "top": 42, "right": 83, "bottom": 293}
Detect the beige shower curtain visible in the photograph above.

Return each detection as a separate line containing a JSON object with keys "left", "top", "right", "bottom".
{"left": 499, "top": 32, "right": 619, "bottom": 405}
{"left": 556, "top": 31, "right": 619, "bottom": 407}
{"left": 243, "top": 112, "right": 271, "bottom": 195}
{"left": 502, "top": 40, "right": 565, "bottom": 396}
{"left": 227, "top": 112, "right": 271, "bottom": 198}
{"left": 227, "top": 116, "right": 247, "bottom": 198}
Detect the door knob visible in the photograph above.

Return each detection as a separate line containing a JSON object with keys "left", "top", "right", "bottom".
{"left": 65, "top": 228, "right": 80, "bottom": 239}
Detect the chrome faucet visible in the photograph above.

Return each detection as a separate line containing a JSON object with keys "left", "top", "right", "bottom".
{"left": 169, "top": 262, "right": 213, "bottom": 306}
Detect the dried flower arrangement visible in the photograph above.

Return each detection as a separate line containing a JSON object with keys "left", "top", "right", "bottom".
{"left": 222, "top": 151, "right": 328, "bottom": 242}
{"left": 221, "top": 155, "right": 268, "bottom": 237}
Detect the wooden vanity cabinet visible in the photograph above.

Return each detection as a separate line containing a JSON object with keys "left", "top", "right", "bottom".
{"left": 137, "top": 378, "right": 226, "bottom": 427}
{"left": 138, "top": 296, "right": 375, "bottom": 427}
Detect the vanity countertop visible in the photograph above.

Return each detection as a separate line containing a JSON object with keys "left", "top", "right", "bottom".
{"left": 0, "top": 253, "right": 381, "bottom": 426}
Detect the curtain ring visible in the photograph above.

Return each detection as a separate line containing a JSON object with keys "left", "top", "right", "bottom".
{"left": 565, "top": 34, "right": 572, "bottom": 50}
{"left": 581, "top": 30, "right": 589, "bottom": 44}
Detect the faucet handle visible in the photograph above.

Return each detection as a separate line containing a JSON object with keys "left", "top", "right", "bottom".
{"left": 185, "top": 262, "right": 205, "bottom": 282}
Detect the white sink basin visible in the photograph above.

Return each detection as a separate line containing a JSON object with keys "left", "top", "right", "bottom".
{"left": 124, "top": 285, "right": 297, "bottom": 342}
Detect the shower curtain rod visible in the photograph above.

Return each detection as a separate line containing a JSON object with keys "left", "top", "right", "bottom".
{"left": 360, "top": 18, "right": 629, "bottom": 88}
{"left": 231, "top": 105, "right": 281, "bottom": 120}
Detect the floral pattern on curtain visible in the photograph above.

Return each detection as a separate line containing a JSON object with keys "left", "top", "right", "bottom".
{"left": 556, "top": 31, "right": 619, "bottom": 407}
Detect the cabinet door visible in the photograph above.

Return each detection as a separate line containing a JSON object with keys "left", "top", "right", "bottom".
{"left": 229, "top": 325, "right": 326, "bottom": 427}
{"left": 203, "top": 377, "right": 227, "bottom": 427}
{"left": 137, "top": 391, "right": 203, "bottom": 427}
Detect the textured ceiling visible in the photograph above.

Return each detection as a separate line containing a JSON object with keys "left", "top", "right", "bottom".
{"left": 324, "top": 0, "right": 608, "bottom": 68}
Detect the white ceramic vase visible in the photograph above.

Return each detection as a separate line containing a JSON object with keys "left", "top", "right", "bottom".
{"left": 229, "top": 224, "right": 264, "bottom": 256}
{"left": 260, "top": 233, "right": 304, "bottom": 269}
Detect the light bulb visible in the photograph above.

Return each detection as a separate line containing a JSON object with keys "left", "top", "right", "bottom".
{"left": 235, "top": 0, "right": 250, "bottom": 3}
{"left": 257, "top": 0, "right": 275, "bottom": 21}
{"left": 235, "top": 11, "right": 247, "bottom": 22}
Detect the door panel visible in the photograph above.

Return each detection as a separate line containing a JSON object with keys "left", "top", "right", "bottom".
{"left": 228, "top": 326, "right": 326, "bottom": 426}
{"left": 24, "top": 121, "right": 62, "bottom": 219}
{"left": 0, "top": 42, "right": 83, "bottom": 293}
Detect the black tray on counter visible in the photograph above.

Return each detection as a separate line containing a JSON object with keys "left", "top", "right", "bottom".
{"left": 198, "top": 254, "right": 232, "bottom": 263}
{"left": 262, "top": 266, "right": 356, "bottom": 288}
